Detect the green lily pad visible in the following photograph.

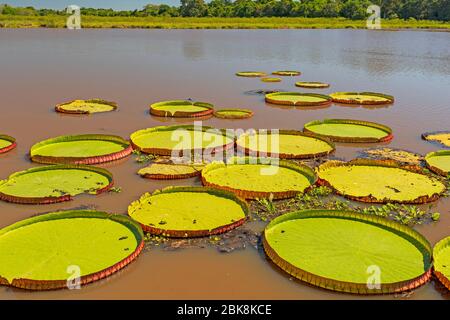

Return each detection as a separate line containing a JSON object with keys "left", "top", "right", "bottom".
{"left": 265, "top": 92, "right": 332, "bottom": 107}
{"left": 137, "top": 163, "right": 204, "bottom": 180}
{"left": 55, "top": 99, "right": 117, "bottom": 114}
{"left": 425, "top": 150, "right": 450, "bottom": 176}
{"left": 263, "top": 209, "right": 432, "bottom": 294}
{"left": 149, "top": 100, "right": 214, "bottom": 118}
{"left": 128, "top": 186, "right": 248, "bottom": 237}
{"left": 201, "top": 158, "right": 317, "bottom": 200}
{"left": 358, "top": 148, "right": 423, "bottom": 166}
{"left": 330, "top": 92, "right": 394, "bottom": 105}
{"left": 130, "top": 125, "right": 234, "bottom": 156}
{"left": 433, "top": 236, "right": 450, "bottom": 290}
{"left": 261, "top": 77, "right": 281, "bottom": 83}
{"left": 0, "top": 210, "right": 143, "bottom": 290}
{"left": 0, "top": 165, "right": 113, "bottom": 204}
{"left": 236, "top": 130, "right": 335, "bottom": 159}
{"left": 0, "top": 135, "right": 16, "bottom": 154}
{"left": 295, "top": 81, "right": 330, "bottom": 89}
{"left": 213, "top": 109, "right": 253, "bottom": 119}
{"left": 303, "top": 119, "right": 393, "bottom": 143}
{"left": 272, "top": 70, "right": 301, "bottom": 76}
{"left": 236, "top": 71, "right": 267, "bottom": 77}
{"left": 317, "top": 159, "right": 445, "bottom": 204}
{"left": 30, "top": 134, "right": 132, "bottom": 165}
{"left": 422, "top": 131, "right": 450, "bottom": 148}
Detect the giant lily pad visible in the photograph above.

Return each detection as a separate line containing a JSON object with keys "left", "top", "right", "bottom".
{"left": 236, "top": 130, "right": 335, "bottom": 159}
{"left": 263, "top": 209, "right": 432, "bottom": 294}
{"left": 433, "top": 236, "right": 450, "bottom": 290}
{"left": 316, "top": 159, "right": 445, "bottom": 204}
{"left": 422, "top": 131, "right": 450, "bottom": 148}
{"left": 303, "top": 119, "right": 393, "bottom": 143}
{"left": 30, "top": 134, "right": 132, "bottom": 165}
{"left": 425, "top": 150, "right": 450, "bottom": 176}
{"left": 0, "top": 165, "right": 113, "bottom": 204}
{"left": 272, "top": 70, "right": 301, "bottom": 76}
{"left": 213, "top": 108, "right": 253, "bottom": 119}
{"left": 0, "top": 210, "right": 143, "bottom": 290}
{"left": 265, "top": 92, "right": 332, "bottom": 107}
{"left": 330, "top": 92, "right": 394, "bottom": 105}
{"left": 261, "top": 77, "right": 281, "bottom": 83}
{"left": 295, "top": 81, "right": 330, "bottom": 89}
{"left": 55, "top": 99, "right": 117, "bottom": 114}
{"left": 236, "top": 71, "right": 267, "bottom": 77}
{"left": 130, "top": 125, "right": 234, "bottom": 156}
{"left": 128, "top": 186, "right": 248, "bottom": 237}
{"left": 138, "top": 163, "right": 204, "bottom": 180}
{"left": 201, "top": 158, "right": 317, "bottom": 200}
{"left": 358, "top": 148, "right": 423, "bottom": 166}
{"left": 149, "top": 100, "right": 214, "bottom": 118}
{"left": 0, "top": 135, "right": 16, "bottom": 154}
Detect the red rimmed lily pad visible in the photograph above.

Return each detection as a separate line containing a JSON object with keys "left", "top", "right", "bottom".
{"left": 0, "top": 135, "right": 16, "bottom": 154}
{"left": 0, "top": 210, "right": 144, "bottom": 290}
{"left": 433, "top": 236, "right": 450, "bottom": 291}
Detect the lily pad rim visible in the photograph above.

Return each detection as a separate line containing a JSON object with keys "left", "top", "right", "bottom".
{"left": 236, "top": 71, "right": 267, "bottom": 77}
{"left": 433, "top": 236, "right": 450, "bottom": 290}
{"left": 149, "top": 100, "right": 214, "bottom": 118}
{"left": 265, "top": 92, "right": 333, "bottom": 107}
{"left": 213, "top": 108, "right": 254, "bottom": 119}
{"left": 330, "top": 92, "right": 394, "bottom": 105}
{"left": 128, "top": 185, "right": 249, "bottom": 238}
{"left": 271, "top": 70, "right": 302, "bottom": 76}
{"left": 424, "top": 150, "right": 450, "bottom": 176}
{"left": 303, "top": 118, "right": 394, "bottom": 143}
{"left": 295, "top": 81, "right": 330, "bottom": 88}
{"left": 263, "top": 208, "right": 432, "bottom": 294}
{"left": 421, "top": 131, "right": 450, "bottom": 149}
{"left": 29, "top": 133, "right": 132, "bottom": 165}
{"left": 0, "top": 135, "right": 17, "bottom": 154}
{"left": 0, "top": 209, "right": 144, "bottom": 290}
{"left": 137, "top": 163, "right": 203, "bottom": 180}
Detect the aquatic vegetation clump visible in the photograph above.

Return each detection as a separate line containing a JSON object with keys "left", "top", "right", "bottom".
{"left": 272, "top": 70, "right": 301, "bottom": 76}
{"left": 265, "top": 92, "right": 332, "bottom": 107}
{"left": 128, "top": 186, "right": 248, "bottom": 237}
{"left": 30, "top": 134, "right": 132, "bottom": 165}
{"left": 0, "top": 210, "right": 144, "bottom": 290}
{"left": 303, "top": 119, "right": 393, "bottom": 143}
{"left": 213, "top": 108, "right": 254, "bottom": 119}
{"left": 330, "top": 92, "right": 394, "bottom": 105}
{"left": 433, "top": 236, "right": 450, "bottom": 290}
{"left": 149, "top": 100, "right": 214, "bottom": 118}
{"left": 295, "top": 81, "right": 330, "bottom": 89}
{"left": 358, "top": 148, "right": 423, "bottom": 166}
{"left": 0, "top": 165, "right": 114, "bottom": 204}
{"left": 138, "top": 163, "right": 204, "bottom": 180}
{"left": 130, "top": 125, "right": 234, "bottom": 156}
{"left": 236, "top": 130, "right": 335, "bottom": 159}
{"left": 425, "top": 150, "right": 450, "bottom": 176}
{"left": 422, "top": 131, "right": 450, "bottom": 148}
{"left": 316, "top": 159, "right": 446, "bottom": 204}
{"left": 55, "top": 99, "right": 118, "bottom": 114}
{"left": 201, "top": 158, "right": 317, "bottom": 200}
{"left": 236, "top": 71, "right": 267, "bottom": 77}
{"left": 0, "top": 135, "right": 16, "bottom": 154}
{"left": 263, "top": 209, "right": 432, "bottom": 294}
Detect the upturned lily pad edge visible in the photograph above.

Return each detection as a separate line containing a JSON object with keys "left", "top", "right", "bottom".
{"left": 330, "top": 92, "right": 394, "bottom": 105}
{"left": 213, "top": 109, "right": 254, "bottom": 119}
{"left": 55, "top": 99, "right": 118, "bottom": 115}
{"left": 263, "top": 209, "right": 432, "bottom": 294}
{"left": 433, "top": 236, "right": 450, "bottom": 290}
{"left": 149, "top": 100, "right": 214, "bottom": 118}
{"left": 0, "top": 135, "right": 17, "bottom": 154}
{"left": 128, "top": 186, "right": 249, "bottom": 238}
{"left": 30, "top": 134, "right": 133, "bottom": 165}
{"left": 265, "top": 92, "right": 333, "bottom": 107}
{"left": 0, "top": 210, "right": 144, "bottom": 291}
{"left": 425, "top": 150, "right": 450, "bottom": 177}
{"left": 422, "top": 131, "right": 450, "bottom": 149}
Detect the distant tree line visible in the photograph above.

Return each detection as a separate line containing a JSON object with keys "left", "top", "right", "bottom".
{"left": 0, "top": 0, "right": 448, "bottom": 21}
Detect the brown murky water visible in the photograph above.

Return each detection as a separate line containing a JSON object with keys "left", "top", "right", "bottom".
{"left": 0, "top": 29, "right": 449, "bottom": 300}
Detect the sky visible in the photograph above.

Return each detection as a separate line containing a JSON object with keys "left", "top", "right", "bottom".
{"left": 2, "top": 1, "right": 180, "bottom": 10}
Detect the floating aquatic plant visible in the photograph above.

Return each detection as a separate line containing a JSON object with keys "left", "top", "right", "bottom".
{"left": 149, "top": 100, "right": 214, "bottom": 118}
{"left": 303, "top": 119, "right": 393, "bottom": 143}
{"left": 422, "top": 131, "right": 450, "bottom": 148}
{"left": 0, "top": 135, "right": 16, "bottom": 154}
{"left": 30, "top": 134, "right": 132, "bottom": 165}
{"left": 55, "top": 99, "right": 117, "bottom": 114}
{"left": 272, "top": 70, "right": 301, "bottom": 76}
{"left": 138, "top": 163, "right": 204, "bottom": 180}
{"left": 425, "top": 150, "right": 450, "bottom": 177}
{"left": 128, "top": 186, "right": 248, "bottom": 237}
{"left": 265, "top": 92, "right": 332, "bottom": 107}
{"left": 295, "top": 81, "right": 330, "bottom": 89}
{"left": 263, "top": 209, "right": 432, "bottom": 294}
{"left": 330, "top": 92, "right": 394, "bottom": 105}
{"left": 213, "top": 108, "right": 254, "bottom": 119}
{"left": 0, "top": 165, "right": 114, "bottom": 204}
{"left": 236, "top": 71, "right": 267, "bottom": 77}
{"left": 0, "top": 210, "right": 144, "bottom": 290}
{"left": 433, "top": 236, "right": 450, "bottom": 290}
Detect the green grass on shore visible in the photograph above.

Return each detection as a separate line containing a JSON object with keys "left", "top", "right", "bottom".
{"left": 1, "top": 15, "right": 449, "bottom": 30}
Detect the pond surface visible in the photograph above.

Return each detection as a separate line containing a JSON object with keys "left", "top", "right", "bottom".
{"left": 0, "top": 29, "right": 449, "bottom": 299}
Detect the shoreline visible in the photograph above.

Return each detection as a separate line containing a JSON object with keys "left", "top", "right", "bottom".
{"left": 1, "top": 15, "right": 449, "bottom": 31}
